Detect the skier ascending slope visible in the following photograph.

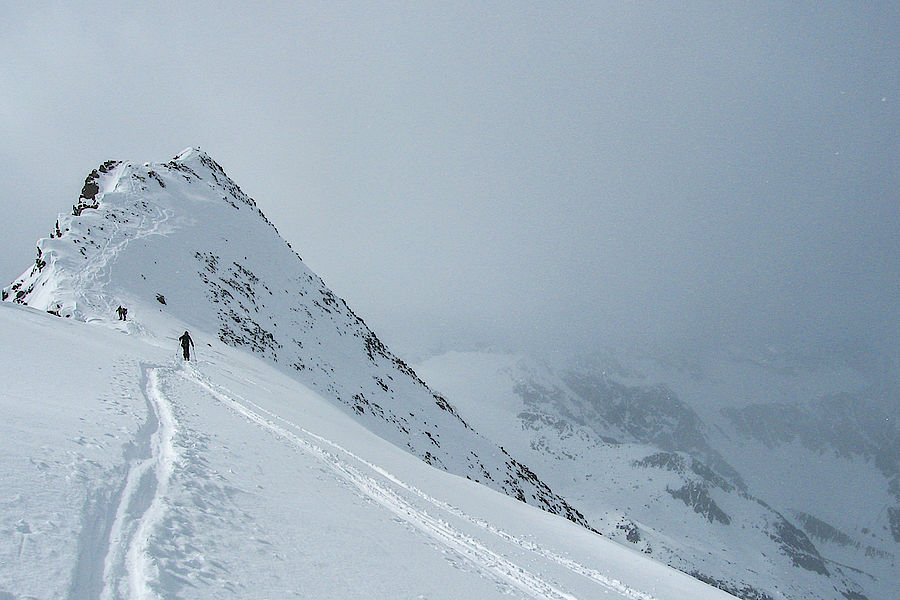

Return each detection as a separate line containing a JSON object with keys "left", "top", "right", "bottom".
{"left": 179, "top": 330, "right": 194, "bottom": 361}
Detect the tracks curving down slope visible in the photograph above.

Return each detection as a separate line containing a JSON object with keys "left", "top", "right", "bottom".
{"left": 182, "top": 367, "right": 659, "bottom": 600}
{"left": 99, "top": 364, "right": 178, "bottom": 600}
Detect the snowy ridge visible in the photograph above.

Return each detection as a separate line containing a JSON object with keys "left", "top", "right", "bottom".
{"left": 3, "top": 149, "right": 592, "bottom": 532}
{"left": 3, "top": 149, "right": 761, "bottom": 598}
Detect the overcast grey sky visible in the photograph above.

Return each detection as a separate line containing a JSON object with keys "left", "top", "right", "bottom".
{"left": 2, "top": 2, "right": 897, "bottom": 361}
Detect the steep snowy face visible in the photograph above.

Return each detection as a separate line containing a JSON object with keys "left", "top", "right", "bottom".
{"left": 3, "top": 149, "right": 591, "bottom": 530}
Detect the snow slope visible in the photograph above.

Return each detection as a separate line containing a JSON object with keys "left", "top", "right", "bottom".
{"left": 0, "top": 302, "right": 736, "bottom": 599}
{"left": 1, "top": 148, "right": 738, "bottom": 598}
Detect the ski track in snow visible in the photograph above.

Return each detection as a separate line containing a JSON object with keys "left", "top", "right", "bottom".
{"left": 181, "top": 368, "right": 659, "bottom": 600}
{"left": 255, "top": 403, "right": 658, "bottom": 600}
{"left": 100, "top": 365, "right": 178, "bottom": 600}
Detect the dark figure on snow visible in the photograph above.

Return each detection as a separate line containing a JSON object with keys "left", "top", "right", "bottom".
{"left": 116, "top": 305, "right": 127, "bottom": 321}
{"left": 179, "top": 331, "right": 194, "bottom": 361}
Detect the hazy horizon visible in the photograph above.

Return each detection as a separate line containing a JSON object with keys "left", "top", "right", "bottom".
{"left": 2, "top": 3, "right": 897, "bottom": 365}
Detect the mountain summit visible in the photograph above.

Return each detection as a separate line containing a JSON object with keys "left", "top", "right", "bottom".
{"left": 3, "top": 148, "right": 591, "bottom": 529}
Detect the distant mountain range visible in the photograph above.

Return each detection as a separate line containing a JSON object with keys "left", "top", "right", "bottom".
{"left": 417, "top": 350, "right": 898, "bottom": 600}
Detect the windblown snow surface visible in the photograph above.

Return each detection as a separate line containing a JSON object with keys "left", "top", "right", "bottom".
{"left": 1, "top": 285, "right": 737, "bottom": 600}
{"left": 1, "top": 149, "right": 734, "bottom": 599}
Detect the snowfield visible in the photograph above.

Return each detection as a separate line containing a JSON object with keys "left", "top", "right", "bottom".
{"left": 0, "top": 302, "right": 732, "bottom": 599}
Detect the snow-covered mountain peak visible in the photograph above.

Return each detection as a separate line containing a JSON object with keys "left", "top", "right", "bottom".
{"left": 172, "top": 146, "right": 201, "bottom": 161}
{"left": 4, "top": 150, "right": 266, "bottom": 320}
{"left": 3, "top": 150, "right": 595, "bottom": 534}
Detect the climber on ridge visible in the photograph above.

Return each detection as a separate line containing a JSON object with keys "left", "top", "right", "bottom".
{"left": 179, "top": 331, "right": 194, "bottom": 361}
